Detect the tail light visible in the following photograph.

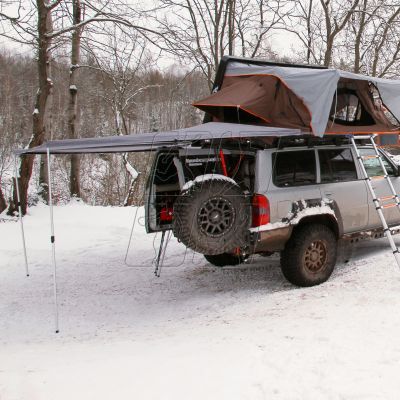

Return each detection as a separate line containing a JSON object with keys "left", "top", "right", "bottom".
{"left": 251, "top": 194, "right": 270, "bottom": 227}
{"left": 160, "top": 207, "right": 173, "bottom": 222}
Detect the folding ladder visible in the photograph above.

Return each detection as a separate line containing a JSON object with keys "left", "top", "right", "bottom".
{"left": 350, "top": 134, "right": 400, "bottom": 268}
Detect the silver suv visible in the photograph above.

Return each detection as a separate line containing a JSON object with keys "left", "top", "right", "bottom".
{"left": 145, "top": 135, "right": 400, "bottom": 287}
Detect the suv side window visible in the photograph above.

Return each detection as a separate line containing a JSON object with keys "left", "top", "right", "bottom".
{"left": 359, "top": 148, "right": 395, "bottom": 177}
{"left": 273, "top": 150, "right": 316, "bottom": 187}
{"left": 319, "top": 148, "right": 357, "bottom": 182}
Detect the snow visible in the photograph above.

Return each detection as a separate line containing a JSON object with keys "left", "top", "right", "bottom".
{"left": 69, "top": 85, "right": 77, "bottom": 91}
{"left": 390, "top": 154, "right": 400, "bottom": 165}
{"left": 251, "top": 201, "right": 335, "bottom": 232}
{"left": 2, "top": 203, "right": 400, "bottom": 399}
{"left": 182, "top": 173, "right": 238, "bottom": 191}
{"left": 290, "top": 203, "right": 335, "bottom": 224}
{"left": 125, "top": 161, "right": 138, "bottom": 181}
{"left": 250, "top": 220, "right": 288, "bottom": 232}
{"left": 32, "top": 108, "right": 39, "bottom": 115}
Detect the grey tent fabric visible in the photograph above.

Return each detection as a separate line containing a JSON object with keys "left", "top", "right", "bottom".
{"left": 225, "top": 62, "right": 400, "bottom": 136}
{"left": 16, "top": 122, "right": 301, "bottom": 155}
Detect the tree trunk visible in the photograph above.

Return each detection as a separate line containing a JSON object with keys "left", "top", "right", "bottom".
{"left": 0, "top": 185, "right": 6, "bottom": 214}
{"left": 227, "top": 0, "right": 235, "bottom": 55}
{"left": 306, "top": 0, "right": 313, "bottom": 64}
{"left": 69, "top": 0, "right": 82, "bottom": 198}
{"left": 38, "top": 155, "right": 49, "bottom": 202}
{"left": 324, "top": 39, "right": 334, "bottom": 67}
{"left": 39, "top": 31, "right": 53, "bottom": 204}
{"left": 8, "top": 0, "right": 53, "bottom": 215}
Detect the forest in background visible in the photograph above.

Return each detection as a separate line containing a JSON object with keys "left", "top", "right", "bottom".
{"left": 0, "top": 48, "right": 208, "bottom": 208}
{"left": 2, "top": 0, "right": 400, "bottom": 213}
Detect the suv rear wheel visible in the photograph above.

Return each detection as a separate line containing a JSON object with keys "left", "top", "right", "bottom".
{"left": 173, "top": 179, "right": 250, "bottom": 255}
{"left": 280, "top": 224, "right": 337, "bottom": 287}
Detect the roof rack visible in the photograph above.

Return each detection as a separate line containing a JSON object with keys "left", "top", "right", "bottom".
{"left": 194, "top": 133, "right": 375, "bottom": 152}
{"left": 274, "top": 134, "right": 376, "bottom": 149}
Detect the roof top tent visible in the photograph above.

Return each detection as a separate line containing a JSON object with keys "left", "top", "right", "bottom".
{"left": 195, "top": 56, "right": 400, "bottom": 145}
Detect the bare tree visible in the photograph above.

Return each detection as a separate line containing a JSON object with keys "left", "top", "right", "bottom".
{"left": 369, "top": 5, "right": 400, "bottom": 77}
{"left": 0, "top": 0, "right": 163, "bottom": 214}
{"left": 68, "top": 0, "right": 82, "bottom": 198}
{"left": 285, "top": 0, "right": 360, "bottom": 66}
{"left": 320, "top": 0, "right": 360, "bottom": 66}
{"left": 283, "top": 0, "right": 319, "bottom": 63}
{"left": 83, "top": 28, "right": 160, "bottom": 205}
{"left": 341, "top": 1, "right": 400, "bottom": 76}
{"left": 349, "top": 0, "right": 375, "bottom": 73}
{"left": 157, "top": 0, "right": 290, "bottom": 89}
{"left": 0, "top": 49, "right": 37, "bottom": 213}
{"left": 0, "top": 1, "right": 56, "bottom": 215}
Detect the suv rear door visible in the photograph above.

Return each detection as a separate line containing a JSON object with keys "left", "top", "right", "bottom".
{"left": 317, "top": 147, "right": 368, "bottom": 233}
{"left": 268, "top": 149, "right": 321, "bottom": 220}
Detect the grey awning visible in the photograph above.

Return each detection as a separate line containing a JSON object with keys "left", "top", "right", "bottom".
{"left": 16, "top": 122, "right": 302, "bottom": 155}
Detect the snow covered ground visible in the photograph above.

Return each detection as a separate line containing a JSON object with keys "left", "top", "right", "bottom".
{"left": 2, "top": 202, "right": 400, "bottom": 399}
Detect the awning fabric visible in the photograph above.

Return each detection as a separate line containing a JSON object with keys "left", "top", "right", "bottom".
{"left": 16, "top": 122, "right": 301, "bottom": 155}
{"left": 199, "top": 62, "right": 400, "bottom": 137}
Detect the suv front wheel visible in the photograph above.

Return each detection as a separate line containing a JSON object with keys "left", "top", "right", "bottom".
{"left": 280, "top": 224, "right": 337, "bottom": 287}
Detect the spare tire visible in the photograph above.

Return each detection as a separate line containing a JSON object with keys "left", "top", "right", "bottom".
{"left": 173, "top": 178, "right": 251, "bottom": 255}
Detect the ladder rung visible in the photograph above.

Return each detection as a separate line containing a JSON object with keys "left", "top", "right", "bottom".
{"left": 382, "top": 203, "right": 398, "bottom": 209}
{"left": 361, "top": 155, "right": 379, "bottom": 159}
{"left": 379, "top": 195, "right": 395, "bottom": 202}
{"left": 352, "top": 135, "right": 377, "bottom": 140}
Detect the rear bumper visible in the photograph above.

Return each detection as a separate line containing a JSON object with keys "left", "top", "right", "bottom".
{"left": 251, "top": 226, "right": 293, "bottom": 252}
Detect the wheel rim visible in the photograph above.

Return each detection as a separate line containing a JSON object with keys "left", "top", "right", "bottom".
{"left": 303, "top": 240, "right": 327, "bottom": 273}
{"left": 198, "top": 196, "right": 235, "bottom": 237}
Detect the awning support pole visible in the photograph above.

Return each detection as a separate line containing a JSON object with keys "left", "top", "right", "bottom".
{"left": 154, "top": 230, "right": 166, "bottom": 276}
{"left": 47, "top": 148, "right": 59, "bottom": 333}
{"left": 124, "top": 206, "right": 140, "bottom": 263}
{"left": 154, "top": 230, "right": 171, "bottom": 277}
{"left": 14, "top": 155, "right": 29, "bottom": 277}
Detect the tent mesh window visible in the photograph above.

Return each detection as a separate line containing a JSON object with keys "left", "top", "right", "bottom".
{"left": 330, "top": 88, "right": 374, "bottom": 126}
{"left": 370, "top": 84, "right": 400, "bottom": 127}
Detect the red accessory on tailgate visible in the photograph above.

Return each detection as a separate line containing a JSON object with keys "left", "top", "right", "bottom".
{"left": 160, "top": 207, "right": 173, "bottom": 222}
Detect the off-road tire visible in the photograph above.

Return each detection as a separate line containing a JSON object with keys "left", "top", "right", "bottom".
{"left": 173, "top": 179, "right": 250, "bottom": 255}
{"left": 204, "top": 253, "right": 247, "bottom": 267}
{"left": 280, "top": 224, "right": 337, "bottom": 287}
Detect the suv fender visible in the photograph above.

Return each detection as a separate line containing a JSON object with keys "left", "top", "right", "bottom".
{"left": 288, "top": 199, "right": 342, "bottom": 239}
{"left": 252, "top": 199, "right": 341, "bottom": 253}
